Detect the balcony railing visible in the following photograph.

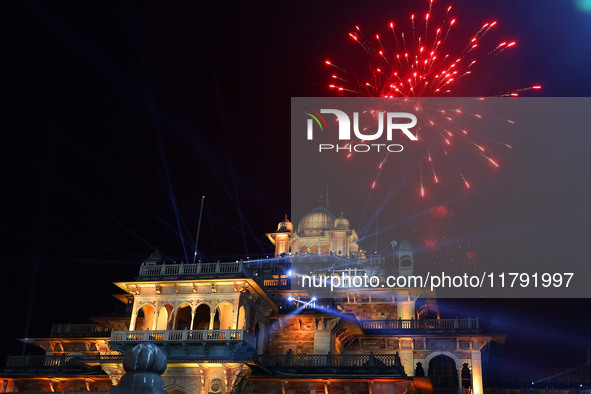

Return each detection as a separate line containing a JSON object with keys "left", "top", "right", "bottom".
{"left": 110, "top": 329, "right": 256, "bottom": 349}
{"left": 278, "top": 299, "right": 339, "bottom": 313}
{"left": 5, "top": 354, "right": 272, "bottom": 372}
{"left": 138, "top": 261, "right": 253, "bottom": 279}
{"left": 255, "top": 353, "right": 406, "bottom": 376}
{"left": 50, "top": 323, "right": 111, "bottom": 337}
{"left": 263, "top": 278, "right": 289, "bottom": 287}
{"left": 359, "top": 318, "right": 479, "bottom": 332}
{"left": 4, "top": 354, "right": 122, "bottom": 370}
{"left": 6, "top": 353, "right": 407, "bottom": 376}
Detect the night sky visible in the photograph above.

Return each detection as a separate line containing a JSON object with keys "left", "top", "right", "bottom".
{"left": 3, "top": 0, "right": 591, "bottom": 372}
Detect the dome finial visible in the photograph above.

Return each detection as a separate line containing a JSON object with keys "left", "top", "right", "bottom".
{"left": 334, "top": 211, "right": 350, "bottom": 229}
{"left": 277, "top": 215, "right": 293, "bottom": 232}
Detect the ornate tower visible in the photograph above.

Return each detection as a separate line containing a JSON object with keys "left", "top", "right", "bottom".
{"left": 394, "top": 240, "right": 415, "bottom": 278}
{"left": 266, "top": 215, "right": 293, "bottom": 257}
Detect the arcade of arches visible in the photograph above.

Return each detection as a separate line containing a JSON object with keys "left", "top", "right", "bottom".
{"left": 135, "top": 302, "right": 237, "bottom": 331}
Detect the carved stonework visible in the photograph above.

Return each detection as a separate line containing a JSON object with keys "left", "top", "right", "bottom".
{"left": 231, "top": 365, "right": 252, "bottom": 392}
{"left": 101, "top": 363, "right": 124, "bottom": 386}
{"left": 162, "top": 366, "right": 204, "bottom": 394}
{"left": 126, "top": 284, "right": 141, "bottom": 295}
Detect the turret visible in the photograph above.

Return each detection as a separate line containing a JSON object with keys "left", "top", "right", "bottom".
{"left": 393, "top": 240, "right": 415, "bottom": 277}
{"left": 266, "top": 215, "right": 293, "bottom": 257}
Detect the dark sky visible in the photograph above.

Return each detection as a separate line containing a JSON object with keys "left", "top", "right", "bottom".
{"left": 2, "top": 0, "right": 591, "bottom": 371}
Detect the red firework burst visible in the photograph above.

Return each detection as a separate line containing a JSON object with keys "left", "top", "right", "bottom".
{"left": 324, "top": 0, "right": 541, "bottom": 195}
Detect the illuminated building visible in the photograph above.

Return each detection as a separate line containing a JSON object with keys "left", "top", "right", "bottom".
{"left": 0, "top": 202, "right": 491, "bottom": 393}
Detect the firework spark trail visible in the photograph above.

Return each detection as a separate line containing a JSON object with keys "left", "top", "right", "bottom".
{"left": 325, "top": 0, "right": 541, "bottom": 195}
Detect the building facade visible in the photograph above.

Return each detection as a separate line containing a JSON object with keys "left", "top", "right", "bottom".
{"left": 1, "top": 203, "right": 491, "bottom": 393}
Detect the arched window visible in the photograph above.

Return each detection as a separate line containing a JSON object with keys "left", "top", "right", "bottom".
{"left": 254, "top": 322, "right": 265, "bottom": 355}
{"left": 175, "top": 304, "right": 192, "bottom": 330}
{"left": 429, "top": 355, "right": 458, "bottom": 392}
{"left": 193, "top": 304, "right": 211, "bottom": 330}
{"left": 156, "top": 304, "right": 173, "bottom": 330}
{"left": 400, "top": 257, "right": 412, "bottom": 267}
{"left": 215, "top": 303, "right": 233, "bottom": 330}
{"left": 138, "top": 304, "right": 155, "bottom": 331}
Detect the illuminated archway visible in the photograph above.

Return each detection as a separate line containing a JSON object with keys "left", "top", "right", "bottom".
{"left": 428, "top": 355, "right": 458, "bottom": 392}
{"left": 214, "top": 302, "right": 233, "bottom": 330}
{"left": 237, "top": 306, "right": 246, "bottom": 330}
{"left": 193, "top": 304, "right": 211, "bottom": 330}
{"left": 138, "top": 304, "right": 155, "bottom": 331}
{"left": 175, "top": 304, "right": 192, "bottom": 330}
{"left": 156, "top": 304, "right": 173, "bottom": 330}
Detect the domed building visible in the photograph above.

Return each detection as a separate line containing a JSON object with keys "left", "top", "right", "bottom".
{"left": 0, "top": 199, "right": 493, "bottom": 394}
{"left": 267, "top": 204, "right": 363, "bottom": 258}
{"left": 297, "top": 205, "right": 336, "bottom": 236}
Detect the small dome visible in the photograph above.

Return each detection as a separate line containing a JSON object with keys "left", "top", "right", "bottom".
{"left": 277, "top": 215, "right": 293, "bottom": 232}
{"left": 334, "top": 212, "right": 350, "bottom": 229}
{"left": 398, "top": 240, "right": 413, "bottom": 251}
{"left": 297, "top": 205, "right": 336, "bottom": 234}
{"left": 145, "top": 250, "right": 163, "bottom": 264}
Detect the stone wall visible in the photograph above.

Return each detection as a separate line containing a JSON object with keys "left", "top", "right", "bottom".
{"left": 267, "top": 315, "right": 317, "bottom": 354}
{"left": 340, "top": 302, "right": 397, "bottom": 320}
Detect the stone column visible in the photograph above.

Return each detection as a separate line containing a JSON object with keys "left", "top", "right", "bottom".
{"left": 233, "top": 300, "right": 240, "bottom": 329}
{"left": 396, "top": 300, "right": 415, "bottom": 320}
{"left": 129, "top": 310, "right": 138, "bottom": 331}
{"left": 471, "top": 351, "right": 484, "bottom": 394}
{"left": 209, "top": 311, "right": 216, "bottom": 330}
{"left": 398, "top": 339, "right": 414, "bottom": 377}
{"left": 171, "top": 310, "right": 178, "bottom": 330}
{"left": 152, "top": 310, "right": 159, "bottom": 331}
{"left": 190, "top": 310, "right": 196, "bottom": 330}
{"left": 314, "top": 331, "right": 332, "bottom": 354}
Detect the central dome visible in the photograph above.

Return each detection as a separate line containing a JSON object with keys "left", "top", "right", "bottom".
{"left": 297, "top": 205, "right": 336, "bottom": 235}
